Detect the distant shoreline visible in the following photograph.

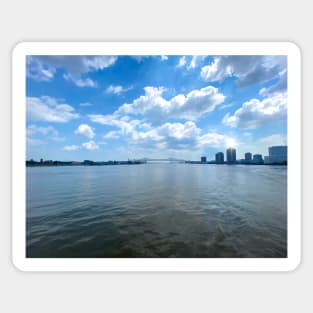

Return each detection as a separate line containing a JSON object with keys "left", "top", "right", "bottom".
{"left": 26, "top": 161, "right": 287, "bottom": 167}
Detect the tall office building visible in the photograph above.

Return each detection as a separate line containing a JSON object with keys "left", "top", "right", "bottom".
{"left": 215, "top": 152, "right": 224, "bottom": 164}
{"left": 226, "top": 148, "right": 236, "bottom": 164}
{"left": 245, "top": 152, "right": 252, "bottom": 162}
{"left": 201, "top": 156, "right": 207, "bottom": 163}
{"left": 253, "top": 154, "right": 263, "bottom": 164}
{"left": 269, "top": 146, "right": 287, "bottom": 164}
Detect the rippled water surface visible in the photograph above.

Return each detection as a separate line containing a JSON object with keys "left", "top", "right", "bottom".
{"left": 26, "top": 164, "right": 287, "bottom": 258}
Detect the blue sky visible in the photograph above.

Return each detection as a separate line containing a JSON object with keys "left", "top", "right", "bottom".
{"left": 26, "top": 55, "right": 287, "bottom": 161}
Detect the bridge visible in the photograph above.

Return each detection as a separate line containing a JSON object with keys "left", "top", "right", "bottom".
{"left": 140, "top": 158, "right": 186, "bottom": 164}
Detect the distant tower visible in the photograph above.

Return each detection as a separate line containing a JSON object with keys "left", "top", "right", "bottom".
{"left": 201, "top": 156, "right": 207, "bottom": 163}
{"left": 253, "top": 154, "right": 263, "bottom": 164}
{"left": 215, "top": 152, "right": 224, "bottom": 164}
{"left": 226, "top": 148, "right": 236, "bottom": 164}
{"left": 244, "top": 152, "right": 252, "bottom": 163}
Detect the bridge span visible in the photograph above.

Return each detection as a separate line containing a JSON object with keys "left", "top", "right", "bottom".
{"left": 142, "top": 158, "right": 186, "bottom": 164}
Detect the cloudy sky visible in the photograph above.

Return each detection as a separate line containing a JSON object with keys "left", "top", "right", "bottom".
{"left": 26, "top": 55, "right": 287, "bottom": 161}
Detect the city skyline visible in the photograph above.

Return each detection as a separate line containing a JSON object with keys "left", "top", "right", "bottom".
{"left": 27, "top": 144, "right": 287, "bottom": 166}
{"left": 26, "top": 55, "right": 287, "bottom": 161}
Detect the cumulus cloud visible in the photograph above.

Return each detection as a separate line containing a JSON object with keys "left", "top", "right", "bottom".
{"left": 91, "top": 112, "right": 233, "bottom": 152}
{"left": 88, "top": 85, "right": 227, "bottom": 152}
{"left": 63, "top": 74, "right": 97, "bottom": 88}
{"left": 64, "top": 145, "right": 80, "bottom": 151}
{"left": 177, "top": 56, "right": 206, "bottom": 70}
{"left": 89, "top": 114, "right": 150, "bottom": 135}
{"left": 27, "top": 57, "right": 56, "bottom": 81}
{"left": 84, "top": 56, "right": 117, "bottom": 71}
{"left": 201, "top": 56, "right": 287, "bottom": 87}
{"left": 114, "top": 85, "right": 225, "bottom": 122}
{"left": 106, "top": 85, "right": 132, "bottom": 95}
{"left": 27, "top": 96, "right": 79, "bottom": 122}
{"left": 223, "top": 93, "right": 287, "bottom": 129}
{"left": 75, "top": 124, "right": 95, "bottom": 139}
{"left": 82, "top": 140, "right": 99, "bottom": 150}
{"left": 64, "top": 140, "right": 100, "bottom": 151}
{"left": 27, "top": 55, "right": 117, "bottom": 86}
{"left": 63, "top": 124, "right": 99, "bottom": 152}
{"left": 259, "top": 70, "right": 287, "bottom": 96}
{"left": 27, "top": 56, "right": 117, "bottom": 78}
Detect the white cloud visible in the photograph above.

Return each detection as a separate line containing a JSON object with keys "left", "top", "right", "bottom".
{"left": 106, "top": 85, "right": 132, "bottom": 95}
{"left": 27, "top": 56, "right": 117, "bottom": 86}
{"left": 64, "top": 145, "right": 80, "bottom": 151}
{"left": 26, "top": 57, "right": 56, "bottom": 81}
{"left": 26, "top": 124, "right": 64, "bottom": 142}
{"left": 64, "top": 140, "right": 100, "bottom": 151}
{"left": 115, "top": 85, "right": 225, "bottom": 122}
{"left": 84, "top": 56, "right": 117, "bottom": 71}
{"left": 75, "top": 124, "right": 95, "bottom": 139}
{"left": 187, "top": 56, "right": 206, "bottom": 70}
{"left": 103, "top": 131, "right": 121, "bottom": 139}
{"left": 201, "top": 56, "right": 287, "bottom": 87}
{"left": 27, "top": 56, "right": 117, "bottom": 78}
{"left": 130, "top": 56, "right": 148, "bottom": 63}
{"left": 259, "top": 70, "right": 287, "bottom": 97}
{"left": 177, "top": 56, "right": 206, "bottom": 70}
{"left": 198, "top": 132, "right": 235, "bottom": 148}
{"left": 89, "top": 114, "right": 141, "bottom": 133}
{"left": 92, "top": 113, "right": 234, "bottom": 152}
{"left": 177, "top": 56, "right": 186, "bottom": 68}
{"left": 63, "top": 74, "right": 97, "bottom": 88}
{"left": 201, "top": 57, "right": 225, "bottom": 82}
{"left": 223, "top": 93, "right": 287, "bottom": 129}
{"left": 82, "top": 140, "right": 99, "bottom": 150}
{"left": 130, "top": 56, "right": 169, "bottom": 63}
{"left": 79, "top": 102, "right": 93, "bottom": 107}
{"left": 219, "top": 102, "right": 235, "bottom": 110}
{"left": 27, "top": 96, "right": 79, "bottom": 123}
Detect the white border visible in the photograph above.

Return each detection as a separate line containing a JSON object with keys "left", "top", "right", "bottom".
{"left": 12, "top": 42, "right": 301, "bottom": 271}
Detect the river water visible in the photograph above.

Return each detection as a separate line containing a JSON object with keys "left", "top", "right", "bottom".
{"left": 26, "top": 164, "right": 287, "bottom": 258}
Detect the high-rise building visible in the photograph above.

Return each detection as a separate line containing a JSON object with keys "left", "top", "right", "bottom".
{"left": 226, "top": 148, "right": 236, "bottom": 164}
{"left": 245, "top": 152, "right": 252, "bottom": 162}
{"left": 201, "top": 156, "right": 207, "bottom": 163}
{"left": 264, "top": 156, "right": 270, "bottom": 164}
{"left": 269, "top": 146, "right": 287, "bottom": 164}
{"left": 253, "top": 154, "right": 263, "bottom": 164}
{"left": 215, "top": 152, "right": 224, "bottom": 164}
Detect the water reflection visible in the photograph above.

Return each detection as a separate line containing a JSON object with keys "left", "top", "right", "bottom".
{"left": 26, "top": 164, "right": 287, "bottom": 258}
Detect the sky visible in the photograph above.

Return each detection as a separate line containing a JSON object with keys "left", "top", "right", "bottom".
{"left": 26, "top": 55, "right": 287, "bottom": 161}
